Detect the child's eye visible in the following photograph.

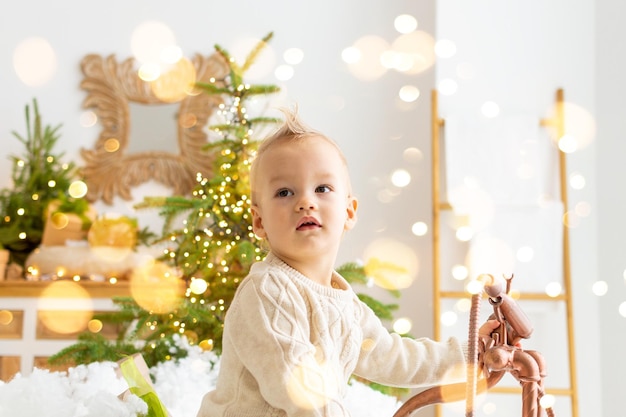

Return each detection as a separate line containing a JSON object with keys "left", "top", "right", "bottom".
{"left": 315, "top": 185, "right": 332, "bottom": 193}
{"left": 276, "top": 188, "right": 294, "bottom": 198}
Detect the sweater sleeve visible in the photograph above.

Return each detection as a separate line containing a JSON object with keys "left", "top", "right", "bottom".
{"left": 352, "top": 300, "right": 467, "bottom": 388}
{"left": 226, "top": 266, "right": 350, "bottom": 417}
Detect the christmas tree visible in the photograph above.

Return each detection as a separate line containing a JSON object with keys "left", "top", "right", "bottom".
{"left": 50, "top": 34, "right": 403, "bottom": 396}
{"left": 0, "top": 99, "right": 87, "bottom": 268}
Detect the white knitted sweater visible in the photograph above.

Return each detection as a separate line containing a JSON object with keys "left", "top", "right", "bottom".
{"left": 196, "top": 253, "right": 466, "bottom": 417}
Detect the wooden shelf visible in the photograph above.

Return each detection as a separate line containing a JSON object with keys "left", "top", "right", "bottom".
{"left": 0, "top": 280, "right": 131, "bottom": 298}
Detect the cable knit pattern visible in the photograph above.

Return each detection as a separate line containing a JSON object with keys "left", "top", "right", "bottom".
{"left": 196, "top": 253, "right": 466, "bottom": 417}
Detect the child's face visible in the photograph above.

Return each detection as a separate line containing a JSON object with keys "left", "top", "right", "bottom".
{"left": 251, "top": 135, "right": 358, "bottom": 263}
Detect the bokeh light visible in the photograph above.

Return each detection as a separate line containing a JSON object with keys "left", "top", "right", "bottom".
{"left": 403, "top": 147, "right": 423, "bottom": 163}
{"left": 130, "top": 259, "right": 185, "bottom": 314}
{"left": 411, "top": 221, "right": 428, "bottom": 236}
{"left": 558, "top": 134, "right": 578, "bottom": 153}
{"left": 466, "top": 237, "right": 515, "bottom": 279}
{"left": 391, "top": 169, "right": 411, "bottom": 187}
{"left": 440, "top": 311, "right": 458, "bottom": 326}
{"left": 391, "top": 31, "right": 436, "bottom": 75}
{"left": 393, "top": 317, "right": 412, "bottom": 334}
{"left": 438, "top": 78, "right": 458, "bottom": 96}
{"left": 131, "top": 20, "right": 177, "bottom": 65}
{"left": 275, "top": 64, "right": 294, "bottom": 81}
{"left": 283, "top": 48, "right": 304, "bottom": 65}
{"left": 435, "top": 39, "right": 457, "bottom": 58}
{"left": 38, "top": 281, "right": 94, "bottom": 334}
{"left": 189, "top": 278, "right": 208, "bottom": 295}
{"left": 151, "top": 56, "right": 197, "bottom": 102}
{"left": 451, "top": 264, "right": 468, "bottom": 281}
{"left": 562, "top": 101, "right": 596, "bottom": 150}
{"left": 569, "top": 172, "right": 586, "bottom": 190}
{"left": 344, "top": 35, "right": 390, "bottom": 81}
{"left": 79, "top": 111, "right": 98, "bottom": 128}
{"left": 545, "top": 282, "right": 562, "bottom": 298}
{"left": 286, "top": 359, "right": 338, "bottom": 409}
{"left": 398, "top": 85, "right": 420, "bottom": 103}
{"left": 394, "top": 14, "right": 418, "bottom": 34}
{"left": 591, "top": 280, "right": 608, "bottom": 296}
{"left": 363, "top": 238, "right": 419, "bottom": 290}
{"left": 540, "top": 394, "right": 556, "bottom": 409}
{"left": 68, "top": 180, "right": 88, "bottom": 198}
{"left": 619, "top": 301, "right": 626, "bottom": 318}
{"left": 481, "top": 101, "right": 500, "bottom": 118}
{"left": 13, "top": 37, "right": 57, "bottom": 86}
{"left": 0, "top": 310, "right": 13, "bottom": 326}
{"left": 516, "top": 246, "right": 534, "bottom": 263}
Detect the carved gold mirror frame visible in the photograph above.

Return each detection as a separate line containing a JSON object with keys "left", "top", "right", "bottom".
{"left": 79, "top": 53, "right": 229, "bottom": 204}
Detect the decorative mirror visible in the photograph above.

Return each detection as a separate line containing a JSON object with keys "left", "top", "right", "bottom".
{"left": 79, "top": 53, "right": 229, "bottom": 204}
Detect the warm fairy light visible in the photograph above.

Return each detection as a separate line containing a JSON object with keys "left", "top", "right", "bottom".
{"left": 482, "top": 402, "right": 497, "bottom": 415}
{"left": 16, "top": 208, "right": 25, "bottom": 215}
{"left": 455, "top": 298, "right": 471, "bottom": 313}
{"left": 437, "top": 78, "right": 458, "bottom": 96}
{"left": 13, "top": 36, "right": 57, "bottom": 87}
{"left": 398, "top": 85, "right": 420, "bottom": 103}
{"left": 455, "top": 226, "right": 473, "bottom": 241}
{"left": 569, "top": 172, "right": 586, "bottom": 189}
{"left": 363, "top": 238, "right": 419, "bottom": 290}
{"left": 558, "top": 134, "right": 578, "bottom": 153}
{"left": 87, "top": 319, "right": 103, "bottom": 333}
{"left": 394, "top": 14, "right": 418, "bottom": 34}
{"left": 411, "top": 221, "right": 428, "bottom": 236}
{"left": 539, "top": 394, "right": 556, "bottom": 409}
{"left": 391, "top": 169, "right": 411, "bottom": 187}
{"left": 344, "top": 35, "right": 389, "bottom": 81}
{"left": 104, "top": 138, "right": 120, "bottom": 152}
{"left": 0, "top": 310, "right": 13, "bottom": 326}
{"left": 68, "top": 180, "right": 88, "bottom": 198}
{"left": 47, "top": 180, "right": 56, "bottom": 187}
{"left": 403, "top": 147, "right": 423, "bottom": 163}
{"left": 392, "top": 317, "right": 412, "bottom": 334}
{"left": 466, "top": 279, "right": 484, "bottom": 295}
{"left": 545, "top": 282, "right": 562, "bottom": 297}
{"left": 392, "top": 31, "right": 435, "bottom": 74}
{"left": 275, "top": 64, "right": 294, "bottom": 81}
{"left": 516, "top": 246, "right": 534, "bottom": 263}
{"left": 280, "top": 50, "right": 302, "bottom": 70}
{"left": 38, "top": 281, "right": 94, "bottom": 334}
{"left": 435, "top": 39, "right": 457, "bottom": 58}
{"left": 189, "top": 278, "right": 208, "bottom": 295}
{"left": 440, "top": 311, "right": 458, "bottom": 326}
{"left": 18, "top": 232, "right": 26, "bottom": 239}
{"left": 481, "top": 101, "right": 500, "bottom": 118}
{"left": 451, "top": 265, "right": 468, "bottom": 280}
{"left": 79, "top": 110, "right": 98, "bottom": 127}
{"left": 592, "top": 280, "right": 608, "bottom": 296}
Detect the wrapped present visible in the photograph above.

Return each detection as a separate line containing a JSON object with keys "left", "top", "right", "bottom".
{"left": 117, "top": 353, "right": 171, "bottom": 417}
{"left": 0, "top": 249, "right": 8, "bottom": 280}
{"left": 41, "top": 200, "right": 96, "bottom": 246}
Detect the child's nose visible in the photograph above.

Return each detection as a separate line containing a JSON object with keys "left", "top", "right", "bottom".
{"left": 296, "top": 194, "right": 317, "bottom": 211}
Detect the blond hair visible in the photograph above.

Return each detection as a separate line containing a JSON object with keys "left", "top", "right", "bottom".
{"left": 249, "top": 108, "right": 349, "bottom": 203}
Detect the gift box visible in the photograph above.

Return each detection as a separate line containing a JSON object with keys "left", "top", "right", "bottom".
{"left": 41, "top": 200, "right": 96, "bottom": 246}
{"left": 0, "top": 249, "right": 8, "bottom": 280}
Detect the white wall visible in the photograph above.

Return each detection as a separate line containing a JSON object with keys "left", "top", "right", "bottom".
{"left": 595, "top": 0, "right": 626, "bottom": 413}
{"left": 436, "top": 1, "right": 607, "bottom": 416}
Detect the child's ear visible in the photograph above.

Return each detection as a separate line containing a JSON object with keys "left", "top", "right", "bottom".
{"left": 344, "top": 196, "right": 358, "bottom": 231}
{"left": 251, "top": 205, "right": 267, "bottom": 238}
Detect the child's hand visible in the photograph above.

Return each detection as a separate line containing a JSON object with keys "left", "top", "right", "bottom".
{"left": 479, "top": 319, "right": 501, "bottom": 339}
